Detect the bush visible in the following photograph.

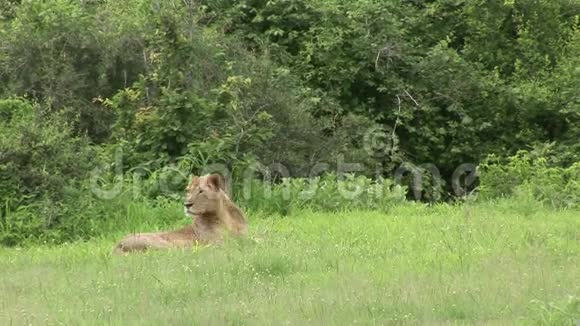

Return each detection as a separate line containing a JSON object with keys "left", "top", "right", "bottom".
{"left": 107, "top": 2, "right": 380, "bottom": 175}
{"left": 0, "top": 98, "right": 98, "bottom": 245}
{"left": 0, "top": 0, "right": 151, "bottom": 141}
{"left": 1, "top": 0, "right": 579, "bottom": 246}
{"left": 238, "top": 173, "right": 407, "bottom": 216}
{"left": 199, "top": 0, "right": 580, "bottom": 180}
{"left": 478, "top": 150, "right": 580, "bottom": 209}
{"left": 88, "top": 154, "right": 408, "bottom": 218}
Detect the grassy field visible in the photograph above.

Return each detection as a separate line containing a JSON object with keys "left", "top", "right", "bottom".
{"left": 0, "top": 202, "right": 579, "bottom": 325}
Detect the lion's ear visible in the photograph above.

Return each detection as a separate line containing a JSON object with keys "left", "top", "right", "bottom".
{"left": 188, "top": 175, "right": 199, "bottom": 189}
{"left": 206, "top": 173, "right": 225, "bottom": 191}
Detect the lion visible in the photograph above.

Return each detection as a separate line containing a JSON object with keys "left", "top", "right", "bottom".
{"left": 113, "top": 173, "right": 247, "bottom": 254}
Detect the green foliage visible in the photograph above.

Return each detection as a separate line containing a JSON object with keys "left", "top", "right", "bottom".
{"left": 0, "top": 0, "right": 148, "bottom": 141}
{"left": 478, "top": 149, "right": 580, "bottom": 209}
{"left": 104, "top": 1, "right": 378, "bottom": 173}
{"left": 0, "top": 98, "right": 97, "bottom": 245}
{"left": 3, "top": 0, "right": 577, "bottom": 174}
{"left": 201, "top": 0, "right": 580, "bottom": 176}
{"left": 461, "top": 0, "right": 577, "bottom": 77}
{"left": 239, "top": 173, "right": 407, "bottom": 216}
{"left": 0, "top": 0, "right": 579, "bottom": 245}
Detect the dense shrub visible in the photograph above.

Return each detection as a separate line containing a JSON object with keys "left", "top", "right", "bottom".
{"left": 0, "top": 98, "right": 97, "bottom": 245}
{"left": 0, "top": 0, "right": 578, "bottom": 246}
{"left": 478, "top": 150, "right": 580, "bottom": 209}
{"left": 199, "top": 0, "right": 580, "bottom": 177}
{"left": 106, "top": 2, "right": 379, "bottom": 174}
{"left": 0, "top": 0, "right": 150, "bottom": 141}
{"left": 239, "top": 173, "right": 407, "bottom": 216}
{"left": 88, "top": 155, "right": 409, "bottom": 217}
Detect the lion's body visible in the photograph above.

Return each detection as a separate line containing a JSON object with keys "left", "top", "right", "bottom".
{"left": 113, "top": 174, "right": 247, "bottom": 254}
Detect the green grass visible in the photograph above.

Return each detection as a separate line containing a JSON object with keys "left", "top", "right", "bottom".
{"left": 0, "top": 202, "right": 579, "bottom": 325}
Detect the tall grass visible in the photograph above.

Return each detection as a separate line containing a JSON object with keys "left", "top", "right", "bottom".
{"left": 237, "top": 173, "right": 407, "bottom": 215}
{"left": 2, "top": 148, "right": 578, "bottom": 248}
{"left": 0, "top": 202, "right": 578, "bottom": 324}
{"left": 1, "top": 173, "right": 407, "bottom": 246}
{"left": 478, "top": 151, "right": 580, "bottom": 209}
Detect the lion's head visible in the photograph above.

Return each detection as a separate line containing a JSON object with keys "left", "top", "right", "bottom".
{"left": 184, "top": 173, "right": 227, "bottom": 217}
